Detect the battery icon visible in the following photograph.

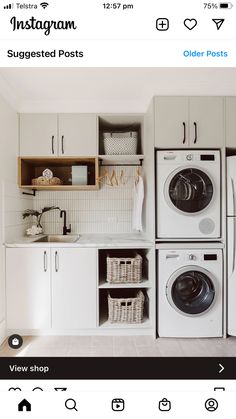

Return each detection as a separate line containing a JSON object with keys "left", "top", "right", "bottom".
{"left": 219, "top": 2, "right": 233, "bottom": 8}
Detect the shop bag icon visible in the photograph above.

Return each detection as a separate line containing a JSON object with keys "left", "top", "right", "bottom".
{"left": 8, "top": 334, "right": 23, "bottom": 349}
{"left": 159, "top": 398, "right": 171, "bottom": 411}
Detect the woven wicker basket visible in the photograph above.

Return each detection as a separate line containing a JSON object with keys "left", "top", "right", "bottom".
{"left": 108, "top": 291, "right": 145, "bottom": 323}
{"left": 103, "top": 131, "right": 138, "bottom": 155}
{"left": 106, "top": 254, "right": 142, "bottom": 283}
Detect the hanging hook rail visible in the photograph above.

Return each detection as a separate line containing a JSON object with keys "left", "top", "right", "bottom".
{"left": 99, "top": 158, "right": 143, "bottom": 167}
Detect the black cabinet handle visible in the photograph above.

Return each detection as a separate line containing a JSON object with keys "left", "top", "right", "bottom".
{"left": 61, "top": 136, "right": 64, "bottom": 154}
{"left": 194, "top": 122, "right": 197, "bottom": 144}
{"left": 55, "top": 251, "right": 59, "bottom": 272}
{"left": 183, "top": 122, "right": 186, "bottom": 144}
{"left": 52, "top": 135, "right": 54, "bottom": 154}
{"left": 44, "top": 251, "right": 47, "bottom": 272}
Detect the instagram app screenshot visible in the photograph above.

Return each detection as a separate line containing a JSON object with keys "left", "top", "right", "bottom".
{"left": 0, "top": 0, "right": 235, "bottom": 417}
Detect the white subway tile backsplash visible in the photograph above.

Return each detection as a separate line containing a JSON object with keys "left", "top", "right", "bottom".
{"left": 3, "top": 181, "right": 33, "bottom": 242}
{"left": 34, "top": 166, "right": 139, "bottom": 234}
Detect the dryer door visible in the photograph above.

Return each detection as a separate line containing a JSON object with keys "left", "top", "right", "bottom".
{"left": 166, "top": 267, "right": 215, "bottom": 316}
{"left": 166, "top": 168, "right": 214, "bottom": 213}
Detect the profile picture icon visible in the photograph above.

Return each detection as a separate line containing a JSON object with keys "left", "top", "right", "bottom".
{"left": 205, "top": 398, "right": 218, "bottom": 412}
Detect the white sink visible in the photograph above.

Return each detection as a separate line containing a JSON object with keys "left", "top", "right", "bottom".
{"left": 34, "top": 235, "right": 79, "bottom": 243}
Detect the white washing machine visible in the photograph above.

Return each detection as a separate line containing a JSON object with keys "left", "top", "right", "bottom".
{"left": 158, "top": 249, "right": 223, "bottom": 337}
{"left": 156, "top": 150, "right": 221, "bottom": 239}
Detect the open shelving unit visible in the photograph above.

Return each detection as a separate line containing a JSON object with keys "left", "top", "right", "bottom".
{"left": 98, "top": 114, "right": 144, "bottom": 156}
{"left": 18, "top": 157, "right": 99, "bottom": 191}
{"left": 98, "top": 248, "right": 153, "bottom": 329}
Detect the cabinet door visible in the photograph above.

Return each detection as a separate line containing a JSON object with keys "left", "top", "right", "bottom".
{"left": 58, "top": 114, "right": 97, "bottom": 156}
{"left": 6, "top": 248, "right": 51, "bottom": 329}
{"left": 20, "top": 114, "right": 58, "bottom": 156}
{"left": 189, "top": 97, "right": 224, "bottom": 148}
{"left": 226, "top": 97, "right": 236, "bottom": 147}
{"left": 52, "top": 248, "right": 97, "bottom": 329}
{"left": 155, "top": 97, "right": 189, "bottom": 148}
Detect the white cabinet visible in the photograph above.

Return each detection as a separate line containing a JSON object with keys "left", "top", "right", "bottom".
{"left": 6, "top": 248, "right": 51, "bottom": 329}
{"left": 226, "top": 97, "right": 236, "bottom": 147}
{"left": 20, "top": 114, "right": 97, "bottom": 157}
{"left": 51, "top": 248, "right": 97, "bottom": 329}
{"left": 58, "top": 114, "right": 97, "bottom": 156}
{"left": 155, "top": 97, "right": 188, "bottom": 149}
{"left": 189, "top": 97, "right": 224, "bottom": 148}
{"left": 20, "top": 114, "right": 57, "bottom": 156}
{"left": 155, "top": 97, "right": 224, "bottom": 148}
{"left": 6, "top": 247, "right": 97, "bottom": 331}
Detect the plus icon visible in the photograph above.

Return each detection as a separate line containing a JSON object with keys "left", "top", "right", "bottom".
{"left": 156, "top": 18, "right": 169, "bottom": 31}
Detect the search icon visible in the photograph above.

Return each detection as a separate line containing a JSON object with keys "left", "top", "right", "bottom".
{"left": 65, "top": 398, "right": 78, "bottom": 412}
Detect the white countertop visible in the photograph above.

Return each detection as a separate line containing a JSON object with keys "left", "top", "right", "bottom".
{"left": 5, "top": 233, "right": 154, "bottom": 248}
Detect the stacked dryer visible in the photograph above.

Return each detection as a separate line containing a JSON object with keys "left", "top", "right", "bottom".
{"left": 156, "top": 150, "right": 223, "bottom": 337}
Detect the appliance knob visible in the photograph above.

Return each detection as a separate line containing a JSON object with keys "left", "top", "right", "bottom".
{"left": 186, "top": 154, "right": 193, "bottom": 161}
{"left": 189, "top": 254, "right": 196, "bottom": 261}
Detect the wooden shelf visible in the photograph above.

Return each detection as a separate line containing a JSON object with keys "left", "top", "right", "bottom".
{"left": 99, "top": 154, "right": 144, "bottom": 167}
{"left": 99, "top": 154, "right": 144, "bottom": 161}
{"left": 98, "top": 278, "right": 150, "bottom": 289}
{"left": 99, "top": 314, "right": 151, "bottom": 329}
{"left": 18, "top": 156, "right": 99, "bottom": 191}
{"left": 20, "top": 185, "right": 99, "bottom": 191}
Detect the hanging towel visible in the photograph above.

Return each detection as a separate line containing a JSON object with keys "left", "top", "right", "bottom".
{"left": 132, "top": 175, "right": 144, "bottom": 231}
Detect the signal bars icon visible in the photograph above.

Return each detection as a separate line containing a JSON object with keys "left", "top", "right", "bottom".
{"left": 3, "top": 3, "right": 13, "bottom": 9}
{"left": 40, "top": 2, "right": 49, "bottom": 8}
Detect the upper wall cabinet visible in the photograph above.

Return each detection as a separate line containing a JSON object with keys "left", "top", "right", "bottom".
{"left": 226, "top": 97, "right": 236, "bottom": 148}
{"left": 20, "top": 114, "right": 57, "bottom": 157}
{"left": 58, "top": 114, "right": 97, "bottom": 156}
{"left": 154, "top": 97, "right": 188, "bottom": 149}
{"left": 189, "top": 97, "right": 224, "bottom": 148}
{"left": 20, "top": 114, "right": 97, "bottom": 157}
{"left": 155, "top": 97, "right": 224, "bottom": 149}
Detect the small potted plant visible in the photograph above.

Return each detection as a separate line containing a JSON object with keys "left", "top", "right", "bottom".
{"left": 22, "top": 206, "right": 60, "bottom": 236}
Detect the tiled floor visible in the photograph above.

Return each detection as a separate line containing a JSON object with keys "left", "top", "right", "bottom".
{"left": 0, "top": 335, "right": 236, "bottom": 357}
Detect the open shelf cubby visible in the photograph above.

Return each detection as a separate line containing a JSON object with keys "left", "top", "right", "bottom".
{"left": 99, "top": 288, "right": 150, "bottom": 329}
{"left": 98, "top": 248, "right": 150, "bottom": 288}
{"left": 18, "top": 157, "right": 99, "bottom": 191}
{"left": 98, "top": 115, "right": 143, "bottom": 156}
{"left": 98, "top": 248, "right": 152, "bottom": 328}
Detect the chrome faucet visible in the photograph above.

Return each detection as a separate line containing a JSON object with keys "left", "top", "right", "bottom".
{"left": 60, "top": 210, "right": 71, "bottom": 235}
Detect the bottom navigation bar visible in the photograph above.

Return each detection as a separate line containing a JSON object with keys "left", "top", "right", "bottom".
{"left": 0, "top": 388, "right": 236, "bottom": 418}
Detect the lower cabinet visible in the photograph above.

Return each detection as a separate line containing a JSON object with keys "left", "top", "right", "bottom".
{"left": 6, "top": 248, "right": 51, "bottom": 329}
{"left": 51, "top": 248, "right": 97, "bottom": 329}
{"left": 6, "top": 247, "right": 97, "bottom": 331}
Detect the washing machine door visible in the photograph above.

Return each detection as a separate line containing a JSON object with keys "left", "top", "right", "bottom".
{"left": 166, "top": 168, "right": 214, "bottom": 213}
{"left": 166, "top": 267, "right": 215, "bottom": 316}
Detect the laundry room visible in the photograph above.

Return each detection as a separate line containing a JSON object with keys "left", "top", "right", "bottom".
{"left": 0, "top": 67, "right": 236, "bottom": 357}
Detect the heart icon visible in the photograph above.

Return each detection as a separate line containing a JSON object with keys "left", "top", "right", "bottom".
{"left": 184, "top": 18, "right": 197, "bottom": 30}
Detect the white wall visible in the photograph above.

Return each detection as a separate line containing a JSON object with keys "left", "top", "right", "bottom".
{"left": 1, "top": 68, "right": 236, "bottom": 113}
{"left": 34, "top": 167, "right": 141, "bottom": 235}
{"left": 4, "top": 181, "right": 32, "bottom": 242}
{"left": 0, "top": 95, "right": 29, "bottom": 345}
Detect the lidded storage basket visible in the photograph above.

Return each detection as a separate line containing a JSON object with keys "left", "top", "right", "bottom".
{"left": 103, "top": 131, "right": 138, "bottom": 155}
{"left": 108, "top": 290, "right": 145, "bottom": 323}
{"left": 106, "top": 254, "right": 142, "bottom": 283}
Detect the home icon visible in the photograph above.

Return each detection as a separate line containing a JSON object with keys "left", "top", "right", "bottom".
{"left": 18, "top": 399, "right": 31, "bottom": 412}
